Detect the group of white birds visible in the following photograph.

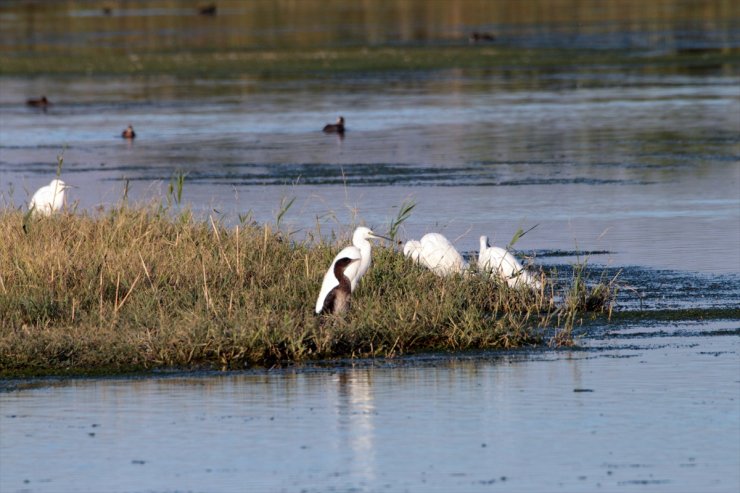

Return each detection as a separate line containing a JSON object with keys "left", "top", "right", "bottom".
{"left": 26, "top": 179, "right": 540, "bottom": 317}
{"left": 316, "top": 227, "right": 541, "bottom": 316}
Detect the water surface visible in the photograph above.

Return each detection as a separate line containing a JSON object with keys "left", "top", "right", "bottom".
{"left": 1, "top": 2, "right": 739, "bottom": 492}
{"left": 2, "top": 319, "right": 739, "bottom": 493}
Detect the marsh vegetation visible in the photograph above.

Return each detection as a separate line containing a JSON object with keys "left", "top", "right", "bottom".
{"left": 0, "top": 200, "right": 616, "bottom": 377}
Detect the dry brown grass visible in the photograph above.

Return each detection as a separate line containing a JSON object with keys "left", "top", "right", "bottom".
{"left": 0, "top": 206, "right": 616, "bottom": 376}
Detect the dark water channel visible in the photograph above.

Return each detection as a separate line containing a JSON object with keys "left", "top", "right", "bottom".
{"left": 1, "top": 1, "right": 739, "bottom": 492}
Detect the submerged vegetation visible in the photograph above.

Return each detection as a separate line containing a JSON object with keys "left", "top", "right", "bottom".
{"left": 0, "top": 203, "right": 616, "bottom": 377}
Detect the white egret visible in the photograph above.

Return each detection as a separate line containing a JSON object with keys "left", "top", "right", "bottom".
{"left": 478, "top": 235, "right": 540, "bottom": 289}
{"left": 402, "top": 240, "right": 422, "bottom": 262}
{"left": 28, "top": 179, "right": 71, "bottom": 216}
{"left": 403, "top": 233, "right": 468, "bottom": 277}
{"left": 314, "top": 227, "right": 388, "bottom": 314}
{"left": 317, "top": 255, "right": 361, "bottom": 315}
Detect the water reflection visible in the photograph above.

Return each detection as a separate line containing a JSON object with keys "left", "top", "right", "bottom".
{"left": 336, "top": 371, "right": 376, "bottom": 485}
{"left": 2, "top": 325, "right": 738, "bottom": 493}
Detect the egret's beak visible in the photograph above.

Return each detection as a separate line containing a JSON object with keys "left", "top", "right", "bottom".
{"left": 369, "top": 233, "right": 391, "bottom": 242}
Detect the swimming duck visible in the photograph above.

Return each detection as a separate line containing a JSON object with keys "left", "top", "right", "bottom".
{"left": 26, "top": 96, "right": 50, "bottom": 108}
{"left": 121, "top": 125, "right": 136, "bottom": 139}
{"left": 198, "top": 4, "right": 217, "bottom": 15}
{"left": 323, "top": 116, "right": 345, "bottom": 134}
{"left": 469, "top": 32, "right": 496, "bottom": 43}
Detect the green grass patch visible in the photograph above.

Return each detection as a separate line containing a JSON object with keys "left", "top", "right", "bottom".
{"left": 0, "top": 205, "right": 616, "bottom": 377}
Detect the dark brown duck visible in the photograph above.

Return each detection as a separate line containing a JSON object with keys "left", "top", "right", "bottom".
{"left": 323, "top": 116, "right": 345, "bottom": 134}
{"left": 122, "top": 125, "right": 136, "bottom": 139}
{"left": 26, "top": 96, "right": 50, "bottom": 108}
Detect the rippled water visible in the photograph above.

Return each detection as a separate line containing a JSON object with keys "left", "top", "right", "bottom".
{"left": 2, "top": 74, "right": 738, "bottom": 272}
{"left": 1, "top": 1, "right": 739, "bottom": 492}
{"left": 2, "top": 320, "right": 739, "bottom": 493}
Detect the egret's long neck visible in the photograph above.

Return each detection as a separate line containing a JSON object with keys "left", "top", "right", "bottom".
{"left": 53, "top": 186, "right": 65, "bottom": 207}
{"left": 358, "top": 240, "right": 372, "bottom": 271}
{"left": 479, "top": 236, "right": 488, "bottom": 261}
{"left": 347, "top": 239, "right": 372, "bottom": 291}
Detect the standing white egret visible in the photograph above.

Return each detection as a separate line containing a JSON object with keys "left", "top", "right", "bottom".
{"left": 478, "top": 235, "right": 540, "bottom": 289}
{"left": 403, "top": 233, "right": 468, "bottom": 277}
{"left": 317, "top": 255, "right": 361, "bottom": 315}
{"left": 28, "top": 179, "right": 71, "bottom": 216}
{"left": 314, "top": 227, "right": 388, "bottom": 314}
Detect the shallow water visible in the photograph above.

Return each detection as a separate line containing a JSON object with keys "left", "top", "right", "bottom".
{"left": 1, "top": 1, "right": 739, "bottom": 492}
{"left": 2, "top": 320, "right": 739, "bottom": 493}
{"left": 2, "top": 74, "right": 738, "bottom": 272}
{"left": 2, "top": 4, "right": 740, "bottom": 274}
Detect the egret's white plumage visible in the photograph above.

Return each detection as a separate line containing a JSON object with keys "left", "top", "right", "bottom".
{"left": 29, "top": 179, "right": 71, "bottom": 216}
{"left": 314, "top": 227, "right": 386, "bottom": 314}
{"left": 478, "top": 235, "right": 540, "bottom": 289}
{"left": 402, "top": 240, "right": 422, "bottom": 262}
{"left": 404, "top": 233, "right": 468, "bottom": 277}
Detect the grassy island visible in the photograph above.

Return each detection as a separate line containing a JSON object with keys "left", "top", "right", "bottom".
{"left": 0, "top": 206, "right": 616, "bottom": 377}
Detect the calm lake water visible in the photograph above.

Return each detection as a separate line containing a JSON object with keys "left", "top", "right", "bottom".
{"left": 2, "top": 323, "right": 739, "bottom": 493}
{"left": 1, "top": 1, "right": 739, "bottom": 492}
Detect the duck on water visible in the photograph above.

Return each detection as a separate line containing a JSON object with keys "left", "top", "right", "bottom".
{"left": 323, "top": 116, "right": 345, "bottom": 134}
{"left": 26, "top": 96, "right": 50, "bottom": 108}
{"left": 122, "top": 125, "right": 136, "bottom": 139}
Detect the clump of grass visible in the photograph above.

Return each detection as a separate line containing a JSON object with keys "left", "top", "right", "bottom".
{"left": 0, "top": 205, "right": 614, "bottom": 376}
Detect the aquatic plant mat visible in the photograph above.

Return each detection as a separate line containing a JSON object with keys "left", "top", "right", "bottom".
{"left": 0, "top": 208, "right": 615, "bottom": 377}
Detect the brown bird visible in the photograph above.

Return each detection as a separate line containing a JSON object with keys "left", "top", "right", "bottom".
{"left": 319, "top": 256, "right": 360, "bottom": 315}
{"left": 26, "top": 96, "right": 50, "bottom": 108}
{"left": 198, "top": 4, "right": 217, "bottom": 15}
{"left": 121, "top": 125, "right": 136, "bottom": 139}
{"left": 322, "top": 116, "right": 345, "bottom": 134}
{"left": 469, "top": 31, "right": 496, "bottom": 43}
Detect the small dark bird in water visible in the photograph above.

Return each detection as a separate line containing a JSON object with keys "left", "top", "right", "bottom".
{"left": 323, "top": 116, "right": 345, "bottom": 134}
{"left": 26, "top": 96, "right": 50, "bottom": 108}
{"left": 122, "top": 125, "right": 136, "bottom": 139}
{"left": 469, "top": 31, "right": 496, "bottom": 43}
{"left": 198, "top": 3, "right": 217, "bottom": 15}
{"left": 320, "top": 256, "right": 360, "bottom": 315}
